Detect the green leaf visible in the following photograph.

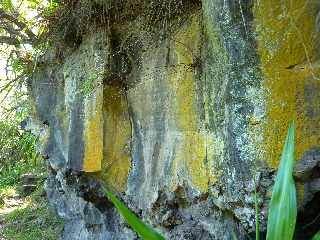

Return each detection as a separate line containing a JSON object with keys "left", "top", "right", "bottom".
{"left": 266, "top": 121, "right": 297, "bottom": 240}
{"left": 102, "top": 188, "right": 165, "bottom": 240}
{"left": 254, "top": 175, "right": 260, "bottom": 240}
{"left": 0, "top": 0, "right": 14, "bottom": 12}
{"left": 231, "top": 229, "right": 238, "bottom": 240}
{"left": 312, "top": 231, "right": 320, "bottom": 240}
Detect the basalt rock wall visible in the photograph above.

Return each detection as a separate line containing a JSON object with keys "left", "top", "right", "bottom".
{"left": 29, "top": 0, "right": 320, "bottom": 239}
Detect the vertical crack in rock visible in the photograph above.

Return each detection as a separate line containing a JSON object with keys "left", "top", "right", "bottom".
{"left": 202, "top": 0, "right": 267, "bottom": 231}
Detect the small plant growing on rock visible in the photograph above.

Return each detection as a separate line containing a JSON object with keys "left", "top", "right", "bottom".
{"left": 102, "top": 187, "right": 165, "bottom": 240}
{"left": 266, "top": 121, "right": 296, "bottom": 240}
{"left": 313, "top": 231, "right": 320, "bottom": 240}
{"left": 236, "top": 122, "right": 320, "bottom": 240}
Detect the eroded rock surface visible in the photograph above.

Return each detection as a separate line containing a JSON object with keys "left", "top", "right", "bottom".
{"left": 29, "top": 0, "right": 320, "bottom": 239}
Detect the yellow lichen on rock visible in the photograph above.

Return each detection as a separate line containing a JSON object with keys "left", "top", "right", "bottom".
{"left": 101, "top": 86, "right": 131, "bottom": 192}
{"left": 83, "top": 87, "right": 104, "bottom": 172}
{"left": 170, "top": 16, "right": 211, "bottom": 192}
{"left": 254, "top": 0, "right": 320, "bottom": 167}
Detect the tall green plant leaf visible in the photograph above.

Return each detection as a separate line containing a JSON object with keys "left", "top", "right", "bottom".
{"left": 102, "top": 188, "right": 165, "bottom": 240}
{"left": 231, "top": 229, "right": 238, "bottom": 240}
{"left": 312, "top": 231, "right": 320, "bottom": 240}
{"left": 254, "top": 175, "right": 260, "bottom": 240}
{"left": 266, "top": 121, "right": 297, "bottom": 240}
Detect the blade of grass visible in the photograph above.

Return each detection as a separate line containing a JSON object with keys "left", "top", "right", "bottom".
{"left": 266, "top": 121, "right": 297, "bottom": 240}
{"left": 231, "top": 228, "right": 238, "bottom": 240}
{"left": 254, "top": 175, "right": 260, "bottom": 240}
{"left": 312, "top": 231, "right": 320, "bottom": 240}
{"left": 102, "top": 187, "right": 165, "bottom": 240}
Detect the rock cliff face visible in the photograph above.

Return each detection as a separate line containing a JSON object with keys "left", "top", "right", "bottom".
{"left": 29, "top": 0, "right": 320, "bottom": 239}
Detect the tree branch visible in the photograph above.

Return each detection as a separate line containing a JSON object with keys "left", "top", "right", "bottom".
{"left": 0, "top": 8, "right": 37, "bottom": 44}
{"left": 0, "top": 35, "right": 19, "bottom": 45}
{"left": 0, "top": 23, "right": 22, "bottom": 36}
{"left": 0, "top": 35, "right": 32, "bottom": 46}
